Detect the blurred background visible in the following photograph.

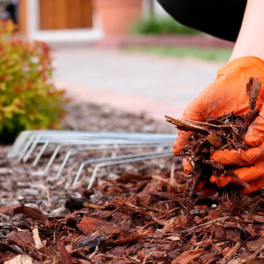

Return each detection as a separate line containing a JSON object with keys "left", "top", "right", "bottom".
{"left": 0, "top": 0, "right": 234, "bottom": 124}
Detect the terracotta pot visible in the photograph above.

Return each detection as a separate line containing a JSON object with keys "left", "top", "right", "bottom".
{"left": 93, "top": 0, "right": 142, "bottom": 37}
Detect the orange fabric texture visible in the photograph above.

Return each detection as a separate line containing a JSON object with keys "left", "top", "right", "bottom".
{"left": 174, "top": 56, "right": 264, "bottom": 194}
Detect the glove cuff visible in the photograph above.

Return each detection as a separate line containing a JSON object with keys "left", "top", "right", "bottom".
{"left": 217, "top": 56, "right": 264, "bottom": 79}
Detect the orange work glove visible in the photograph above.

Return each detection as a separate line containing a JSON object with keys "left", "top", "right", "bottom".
{"left": 174, "top": 56, "right": 264, "bottom": 194}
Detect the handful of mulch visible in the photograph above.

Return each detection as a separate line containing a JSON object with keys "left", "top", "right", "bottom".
{"left": 166, "top": 77, "right": 262, "bottom": 209}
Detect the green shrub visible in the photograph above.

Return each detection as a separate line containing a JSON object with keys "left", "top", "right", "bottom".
{"left": 0, "top": 21, "right": 68, "bottom": 143}
{"left": 132, "top": 16, "right": 199, "bottom": 35}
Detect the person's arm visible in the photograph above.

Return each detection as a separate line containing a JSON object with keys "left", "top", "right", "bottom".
{"left": 173, "top": 0, "right": 264, "bottom": 194}
{"left": 230, "top": 0, "right": 264, "bottom": 61}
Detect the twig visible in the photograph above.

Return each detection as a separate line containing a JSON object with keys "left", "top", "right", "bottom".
{"left": 187, "top": 120, "right": 239, "bottom": 129}
{"left": 84, "top": 202, "right": 105, "bottom": 210}
{"left": 170, "top": 161, "right": 175, "bottom": 185}
{"left": 89, "top": 245, "right": 99, "bottom": 260}
{"left": 129, "top": 257, "right": 141, "bottom": 263}
{"left": 230, "top": 124, "right": 239, "bottom": 134}
{"left": 230, "top": 140, "right": 239, "bottom": 152}
{"left": 220, "top": 143, "right": 229, "bottom": 150}
{"left": 143, "top": 255, "right": 149, "bottom": 264}
{"left": 178, "top": 217, "right": 229, "bottom": 235}
{"left": 152, "top": 175, "right": 171, "bottom": 185}
{"left": 249, "top": 244, "right": 264, "bottom": 259}
{"left": 220, "top": 242, "right": 240, "bottom": 264}
{"left": 165, "top": 116, "right": 208, "bottom": 134}
{"left": 195, "top": 233, "right": 207, "bottom": 249}
{"left": 195, "top": 239, "right": 217, "bottom": 247}
{"left": 46, "top": 189, "right": 51, "bottom": 207}
{"left": 210, "top": 222, "right": 216, "bottom": 240}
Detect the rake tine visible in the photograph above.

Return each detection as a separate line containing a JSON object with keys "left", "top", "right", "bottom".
{"left": 32, "top": 140, "right": 50, "bottom": 167}
{"left": 87, "top": 152, "right": 174, "bottom": 189}
{"left": 73, "top": 151, "right": 172, "bottom": 187}
{"left": 56, "top": 143, "right": 171, "bottom": 180}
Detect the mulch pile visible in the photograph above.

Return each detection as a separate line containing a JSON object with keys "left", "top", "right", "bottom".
{"left": 0, "top": 101, "right": 174, "bottom": 211}
{"left": 62, "top": 102, "right": 174, "bottom": 134}
{"left": 2, "top": 169, "right": 264, "bottom": 264}
{"left": 1, "top": 101, "right": 264, "bottom": 263}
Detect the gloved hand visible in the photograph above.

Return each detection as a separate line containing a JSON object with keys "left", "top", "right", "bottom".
{"left": 174, "top": 56, "right": 264, "bottom": 194}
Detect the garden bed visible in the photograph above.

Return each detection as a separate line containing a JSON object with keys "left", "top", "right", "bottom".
{"left": 0, "top": 102, "right": 264, "bottom": 264}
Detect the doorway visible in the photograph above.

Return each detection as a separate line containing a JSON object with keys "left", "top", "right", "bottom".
{"left": 39, "top": 0, "right": 93, "bottom": 30}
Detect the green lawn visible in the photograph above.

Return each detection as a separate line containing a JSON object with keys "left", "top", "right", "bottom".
{"left": 124, "top": 46, "right": 233, "bottom": 62}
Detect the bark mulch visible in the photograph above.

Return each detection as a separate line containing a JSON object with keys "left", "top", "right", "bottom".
{"left": 1, "top": 102, "right": 264, "bottom": 264}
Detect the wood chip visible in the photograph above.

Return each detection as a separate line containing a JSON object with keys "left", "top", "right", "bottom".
{"left": 246, "top": 77, "right": 262, "bottom": 110}
{"left": 83, "top": 202, "right": 105, "bottom": 210}
{"left": 206, "top": 134, "right": 223, "bottom": 149}
{"left": 4, "top": 255, "right": 33, "bottom": 264}
{"left": 32, "top": 226, "right": 43, "bottom": 250}
{"left": 171, "top": 248, "right": 205, "bottom": 264}
{"left": 220, "top": 242, "right": 240, "bottom": 264}
{"left": 165, "top": 116, "right": 208, "bottom": 134}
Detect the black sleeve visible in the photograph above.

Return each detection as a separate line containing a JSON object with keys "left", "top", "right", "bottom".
{"left": 156, "top": 0, "right": 247, "bottom": 42}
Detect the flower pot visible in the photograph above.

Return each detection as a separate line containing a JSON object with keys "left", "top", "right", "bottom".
{"left": 93, "top": 0, "right": 142, "bottom": 37}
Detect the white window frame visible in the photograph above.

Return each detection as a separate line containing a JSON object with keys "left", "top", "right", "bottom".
{"left": 26, "top": 0, "right": 103, "bottom": 42}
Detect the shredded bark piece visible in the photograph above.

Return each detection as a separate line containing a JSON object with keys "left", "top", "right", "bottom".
{"left": 206, "top": 134, "right": 223, "bottom": 148}
{"left": 165, "top": 116, "right": 208, "bottom": 134}
{"left": 246, "top": 77, "right": 262, "bottom": 110}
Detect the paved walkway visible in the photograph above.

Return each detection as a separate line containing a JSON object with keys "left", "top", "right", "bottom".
{"left": 53, "top": 46, "right": 224, "bottom": 121}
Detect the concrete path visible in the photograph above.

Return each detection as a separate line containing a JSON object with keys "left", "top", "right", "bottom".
{"left": 53, "top": 46, "right": 224, "bottom": 121}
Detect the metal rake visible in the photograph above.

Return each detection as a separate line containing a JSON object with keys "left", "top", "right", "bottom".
{"left": 8, "top": 130, "right": 178, "bottom": 189}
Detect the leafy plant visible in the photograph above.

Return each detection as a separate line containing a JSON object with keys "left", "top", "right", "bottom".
{"left": 132, "top": 16, "right": 199, "bottom": 35}
{"left": 0, "top": 21, "right": 68, "bottom": 143}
